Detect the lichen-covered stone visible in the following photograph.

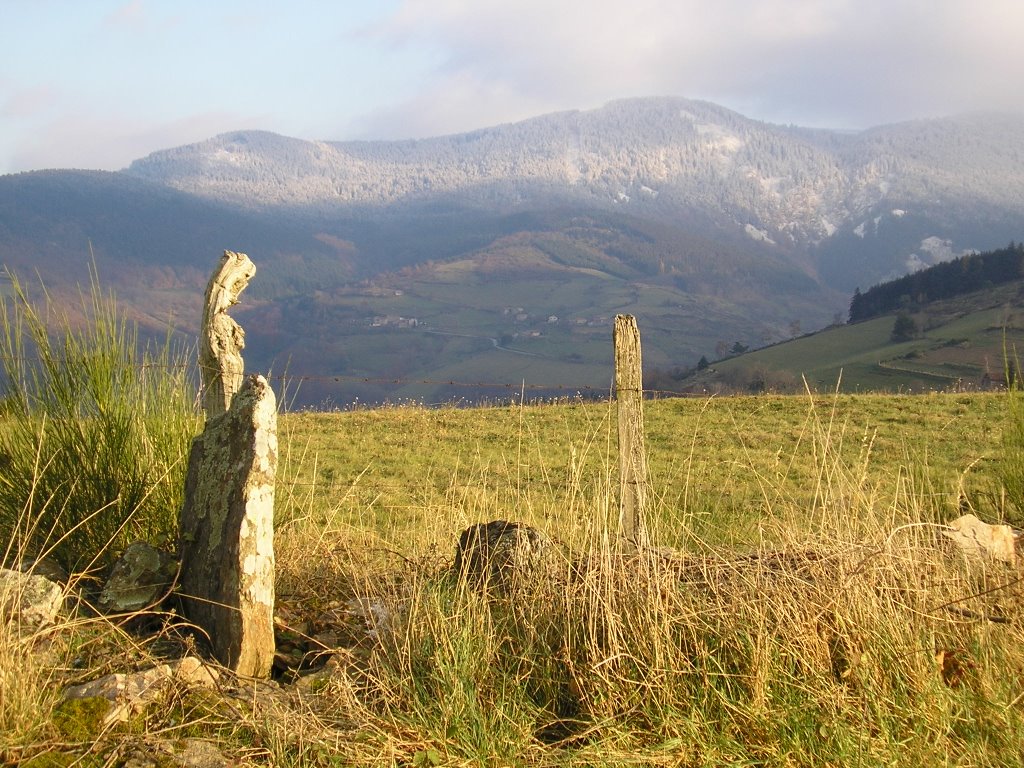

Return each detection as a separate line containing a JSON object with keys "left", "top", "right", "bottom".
{"left": 199, "top": 250, "right": 255, "bottom": 419}
{"left": 62, "top": 656, "right": 220, "bottom": 731}
{"left": 0, "top": 567, "right": 63, "bottom": 629}
{"left": 52, "top": 695, "right": 112, "bottom": 741}
{"left": 454, "top": 520, "right": 550, "bottom": 588}
{"left": 178, "top": 374, "right": 277, "bottom": 677}
{"left": 98, "top": 541, "right": 177, "bottom": 614}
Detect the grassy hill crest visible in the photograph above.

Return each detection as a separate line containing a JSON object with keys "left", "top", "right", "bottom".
{"left": 675, "top": 276, "right": 1024, "bottom": 394}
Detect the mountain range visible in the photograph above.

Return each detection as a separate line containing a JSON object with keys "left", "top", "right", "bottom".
{"left": 1, "top": 96, "right": 1022, "bottom": 405}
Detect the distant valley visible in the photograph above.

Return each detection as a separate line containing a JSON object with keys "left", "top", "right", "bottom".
{"left": 1, "top": 96, "right": 1022, "bottom": 405}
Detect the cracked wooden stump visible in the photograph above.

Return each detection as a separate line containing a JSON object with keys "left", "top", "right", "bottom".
{"left": 178, "top": 251, "right": 276, "bottom": 678}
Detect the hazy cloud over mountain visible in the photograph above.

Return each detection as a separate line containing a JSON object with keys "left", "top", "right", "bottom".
{"left": 360, "top": 0, "right": 1024, "bottom": 137}
{"left": 2, "top": 0, "right": 1022, "bottom": 173}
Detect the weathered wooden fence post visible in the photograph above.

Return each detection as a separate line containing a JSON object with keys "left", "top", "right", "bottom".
{"left": 178, "top": 251, "right": 277, "bottom": 678}
{"left": 614, "top": 314, "right": 649, "bottom": 547}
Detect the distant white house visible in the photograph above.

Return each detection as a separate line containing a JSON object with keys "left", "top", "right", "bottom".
{"left": 370, "top": 315, "right": 420, "bottom": 328}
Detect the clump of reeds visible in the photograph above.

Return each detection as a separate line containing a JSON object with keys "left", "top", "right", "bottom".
{"left": 0, "top": 266, "right": 199, "bottom": 574}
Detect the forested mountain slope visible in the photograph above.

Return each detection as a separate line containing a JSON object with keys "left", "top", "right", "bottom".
{"left": 3, "top": 97, "right": 1023, "bottom": 404}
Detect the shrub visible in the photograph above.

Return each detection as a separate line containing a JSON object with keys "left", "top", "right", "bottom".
{"left": 891, "top": 311, "right": 919, "bottom": 342}
{"left": 0, "top": 268, "right": 199, "bottom": 574}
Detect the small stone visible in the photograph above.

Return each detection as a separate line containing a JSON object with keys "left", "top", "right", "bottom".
{"left": 19, "top": 556, "right": 69, "bottom": 584}
{"left": 171, "top": 656, "right": 221, "bottom": 689}
{"left": 98, "top": 541, "right": 177, "bottom": 613}
{"left": 62, "top": 656, "right": 219, "bottom": 729}
{"left": 454, "top": 520, "right": 551, "bottom": 588}
{"left": 311, "top": 629, "right": 340, "bottom": 650}
{"left": 121, "top": 738, "right": 228, "bottom": 768}
{"left": 943, "top": 514, "right": 1019, "bottom": 565}
{"left": 176, "top": 738, "right": 229, "bottom": 768}
{"left": 0, "top": 567, "right": 63, "bottom": 629}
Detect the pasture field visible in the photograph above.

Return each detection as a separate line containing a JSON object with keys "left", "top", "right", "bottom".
{"left": 277, "top": 392, "right": 1009, "bottom": 549}
{"left": 6, "top": 391, "right": 1024, "bottom": 767}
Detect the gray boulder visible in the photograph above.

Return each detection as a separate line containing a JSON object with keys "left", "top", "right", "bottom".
{"left": 98, "top": 541, "right": 177, "bottom": 614}
{"left": 454, "top": 520, "right": 551, "bottom": 588}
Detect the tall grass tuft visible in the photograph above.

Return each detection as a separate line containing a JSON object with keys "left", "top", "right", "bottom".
{"left": 282, "top": 516, "right": 1024, "bottom": 765}
{"left": 0, "top": 267, "right": 200, "bottom": 574}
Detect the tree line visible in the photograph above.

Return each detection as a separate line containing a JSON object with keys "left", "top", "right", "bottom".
{"left": 848, "top": 242, "right": 1024, "bottom": 323}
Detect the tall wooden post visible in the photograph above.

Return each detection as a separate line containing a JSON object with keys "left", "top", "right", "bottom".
{"left": 614, "top": 314, "right": 649, "bottom": 547}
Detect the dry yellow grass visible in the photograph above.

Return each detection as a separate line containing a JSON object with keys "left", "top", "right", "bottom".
{"left": 4, "top": 391, "right": 1024, "bottom": 766}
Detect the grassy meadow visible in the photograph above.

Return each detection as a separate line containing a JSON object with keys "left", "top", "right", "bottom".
{"left": 277, "top": 392, "right": 1008, "bottom": 550}
{"left": 3, "top": 273, "right": 1024, "bottom": 765}
{"left": 692, "top": 281, "right": 1024, "bottom": 394}
{"left": 273, "top": 393, "right": 1024, "bottom": 767}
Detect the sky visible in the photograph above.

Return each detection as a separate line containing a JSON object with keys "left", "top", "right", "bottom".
{"left": 2, "top": 0, "right": 1023, "bottom": 174}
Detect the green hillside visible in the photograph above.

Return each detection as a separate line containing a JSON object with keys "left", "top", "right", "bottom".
{"left": 235, "top": 220, "right": 838, "bottom": 406}
{"left": 679, "top": 280, "right": 1024, "bottom": 394}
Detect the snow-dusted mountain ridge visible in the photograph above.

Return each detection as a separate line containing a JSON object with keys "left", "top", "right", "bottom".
{"left": 126, "top": 97, "right": 1024, "bottom": 263}
{"left": 5, "top": 97, "right": 1024, "bottom": 404}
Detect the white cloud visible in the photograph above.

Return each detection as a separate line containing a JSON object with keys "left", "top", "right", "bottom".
{"left": 0, "top": 85, "right": 57, "bottom": 119}
{"left": 6, "top": 112, "right": 252, "bottom": 172}
{"left": 350, "top": 70, "right": 560, "bottom": 140}
{"left": 104, "top": 1, "right": 146, "bottom": 27}
{"left": 5, "top": 0, "right": 1024, "bottom": 170}
{"left": 365, "top": 0, "right": 1024, "bottom": 137}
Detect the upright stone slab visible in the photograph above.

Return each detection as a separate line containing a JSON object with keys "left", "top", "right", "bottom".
{"left": 178, "top": 374, "right": 277, "bottom": 677}
{"left": 200, "top": 250, "right": 256, "bottom": 419}
{"left": 179, "top": 250, "right": 276, "bottom": 678}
